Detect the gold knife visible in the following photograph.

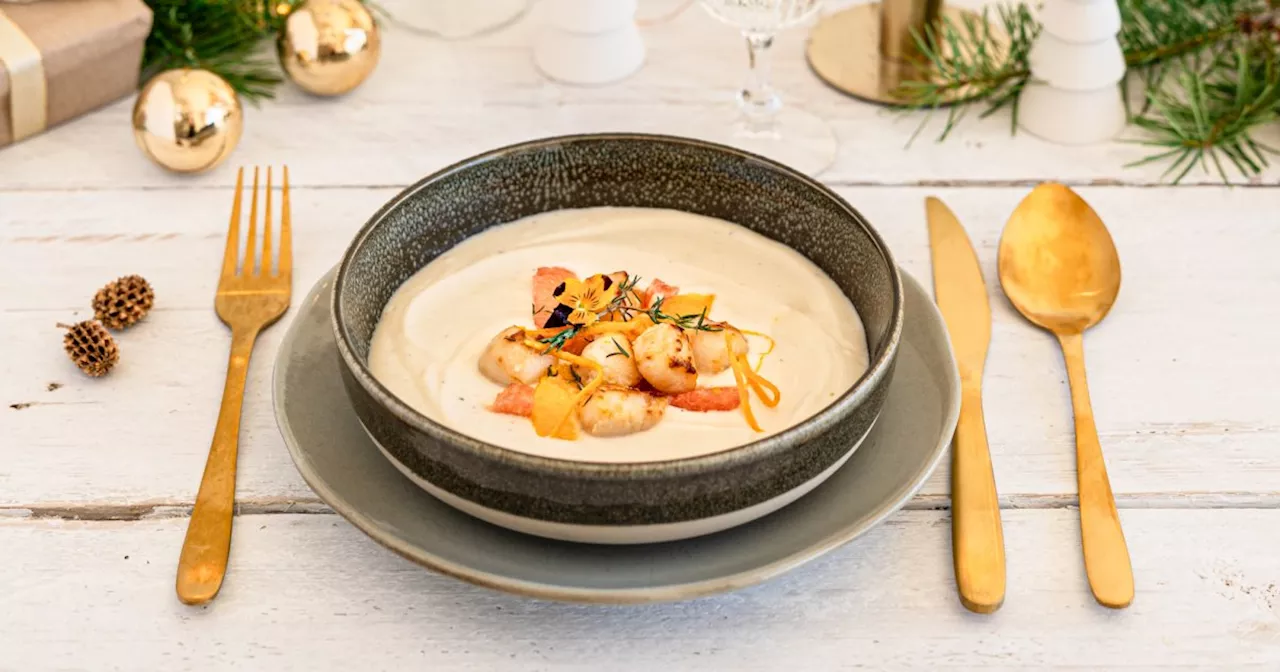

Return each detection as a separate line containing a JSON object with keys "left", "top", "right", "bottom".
{"left": 926, "top": 196, "right": 1007, "bottom": 614}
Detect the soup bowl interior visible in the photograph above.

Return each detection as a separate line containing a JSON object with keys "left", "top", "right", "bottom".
{"left": 332, "top": 134, "right": 903, "bottom": 533}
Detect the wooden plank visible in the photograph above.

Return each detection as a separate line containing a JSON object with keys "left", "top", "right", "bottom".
{"left": 1, "top": 510, "right": 1277, "bottom": 669}
{"left": 2, "top": 186, "right": 1277, "bottom": 507}
{"left": 0, "top": 2, "right": 1274, "bottom": 190}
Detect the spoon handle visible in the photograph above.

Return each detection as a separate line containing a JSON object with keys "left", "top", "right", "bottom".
{"left": 1057, "top": 332, "right": 1134, "bottom": 609}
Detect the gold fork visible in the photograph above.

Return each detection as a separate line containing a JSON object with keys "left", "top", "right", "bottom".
{"left": 176, "top": 166, "right": 292, "bottom": 605}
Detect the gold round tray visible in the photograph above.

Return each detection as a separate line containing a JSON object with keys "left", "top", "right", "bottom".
{"left": 805, "top": 3, "right": 1001, "bottom": 107}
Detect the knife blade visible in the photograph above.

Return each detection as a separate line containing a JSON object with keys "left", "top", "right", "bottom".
{"left": 926, "top": 196, "right": 1007, "bottom": 614}
{"left": 927, "top": 197, "right": 992, "bottom": 372}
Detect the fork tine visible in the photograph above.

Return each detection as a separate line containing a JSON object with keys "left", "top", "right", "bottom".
{"left": 263, "top": 167, "right": 273, "bottom": 276}
{"left": 244, "top": 167, "right": 260, "bottom": 275}
{"left": 278, "top": 165, "right": 292, "bottom": 278}
{"left": 221, "top": 167, "right": 244, "bottom": 277}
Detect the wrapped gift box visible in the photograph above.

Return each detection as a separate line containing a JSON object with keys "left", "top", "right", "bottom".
{"left": 0, "top": 0, "right": 152, "bottom": 147}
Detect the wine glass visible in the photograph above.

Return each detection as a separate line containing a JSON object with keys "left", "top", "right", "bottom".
{"left": 694, "top": 0, "right": 836, "bottom": 177}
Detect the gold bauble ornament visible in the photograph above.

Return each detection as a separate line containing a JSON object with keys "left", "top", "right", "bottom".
{"left": 132, "top": 69, "right": 243, "bottom": 174}
{"left": 278, "top": 0, "right": 381, "bottom": 96}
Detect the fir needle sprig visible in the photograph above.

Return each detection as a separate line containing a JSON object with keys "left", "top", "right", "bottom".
{"left": 897, "top": 0, "right": 1280, "bottom": 183}
{"left": 894, "top": 3, "right": 1040, "bottom": 140}
{"left": 1128, "top": 44, "right": 1280, "bottom": 182}
{"left": 141, "top": 0, "right": 303, "bottom": 100}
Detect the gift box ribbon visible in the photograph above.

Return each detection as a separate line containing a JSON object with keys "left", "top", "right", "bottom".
{"left": 0, "top": 6, "right": 48, "bottom": 141}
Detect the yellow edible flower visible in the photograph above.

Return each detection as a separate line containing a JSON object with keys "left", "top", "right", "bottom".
{"left": 554, "top": 274, "right": 618, "bottom": 326}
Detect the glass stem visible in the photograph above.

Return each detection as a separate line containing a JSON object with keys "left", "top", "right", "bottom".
{"left": 738, "top": 32, "right": 782, "bottom": 134}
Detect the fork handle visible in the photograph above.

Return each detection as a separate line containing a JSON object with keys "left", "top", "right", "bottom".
{"left": 176, "top": 327, "right": 258, "bottom": 605}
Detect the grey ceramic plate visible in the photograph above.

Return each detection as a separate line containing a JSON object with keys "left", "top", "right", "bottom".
{"left": 274, "top": 267, "right": 960, "bottom": 603}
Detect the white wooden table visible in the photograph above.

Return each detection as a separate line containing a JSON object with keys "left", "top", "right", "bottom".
{"left": 3, "top": 2, "right": 1279, "bottom": 669}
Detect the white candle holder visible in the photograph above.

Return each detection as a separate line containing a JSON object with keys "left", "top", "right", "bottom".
{"left": 1019, "top": 83, "right": 1126, "bottom": 146}
{"left": 1038, "top": 0, "right": 1121, "bottom": 43}
{"left": 376, "top": 0, "right": 529, "bottom": 40}
{"left": 533, "top": 0, "right": 646, "bottom": 85}
{"left": 1018, "top": 0, "right": 1127, "bottom": 145}
{"left": 1028, "top": 33, "right": 1125, "bottom": 91}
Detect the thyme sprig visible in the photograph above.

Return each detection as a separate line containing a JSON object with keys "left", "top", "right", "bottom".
{"left": 606, "top": 338, "right": 631, "bottom": 358}
{"left": 535, "top": 274, "right": 723, "bottom": 355}
{"left": 602, "top": 273, "right": 645, "bottom": 316}
{"left": 651, "top": 302, "right": 724, "bottom": 332}
{"left": 610, "top": 297, "right": 725, "bottom": 332}
{"left": 537, "top": 325, "right": 581, "bottom": 353}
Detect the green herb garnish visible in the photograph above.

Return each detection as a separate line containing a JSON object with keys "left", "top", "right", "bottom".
{"left": 538, "top": 325, "right": 581, "bottom": 353}
{"left": 605, "top": 338, "right": 630, "bottom": 358}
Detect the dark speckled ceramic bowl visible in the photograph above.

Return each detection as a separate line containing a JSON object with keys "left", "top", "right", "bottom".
{"left": 332, "top": 133, "right": 903, "bottom": 544}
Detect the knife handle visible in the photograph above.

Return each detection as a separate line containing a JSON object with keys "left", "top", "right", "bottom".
{"left": 951, "top": 383, "right": 1007, "bottom": 613}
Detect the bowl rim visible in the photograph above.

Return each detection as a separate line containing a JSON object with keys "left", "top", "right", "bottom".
{"left": 331, "top": 132, "right": 904, "bottom": 478}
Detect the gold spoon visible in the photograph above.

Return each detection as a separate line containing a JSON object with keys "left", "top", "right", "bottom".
{"left": 998, "top": 183, "right": 1134, "bottom": 609}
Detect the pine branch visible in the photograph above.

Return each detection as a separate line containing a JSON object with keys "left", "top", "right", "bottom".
{"left": 141, "top": 0, "right": 305, "bottom": 100}
{"left": 1118, "top": 0, "right": 1255, "bottom": 66}
{"left": 1127, "top": 40, "right": 1280, "bottom": 182}
{"left": 898, "top": 0, "right": 1280, "bottom": 182}
{"left": 893, "top": 3, "right": 1038, "bottom": 139}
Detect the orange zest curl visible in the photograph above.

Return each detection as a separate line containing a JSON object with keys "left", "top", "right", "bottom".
{"left": 726, "top": 331, "right": 781, "bottom": 432}
{"left": 583, "top": 315, "right": 654, "bottom": 343}
{"left": 744, "top": 365, "right": 780, "bottom": 408}
{"left": 527, "top": 326, "right": 572, "bottom": 340}
{"left": 582, "top": 321, "right": 634, "bottom": 336}
{"left": 739, "top": 329, "right": 776, "bottom": 373}
{"left": 729, "top": 355, "right": 761, "bottom": 432}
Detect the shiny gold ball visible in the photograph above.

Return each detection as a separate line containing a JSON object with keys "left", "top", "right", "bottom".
{"left": 278, "top": 0, "right": 381, "bottom": 96}
{"left": 132, "top": 69, "right": 243, "bottom": 174}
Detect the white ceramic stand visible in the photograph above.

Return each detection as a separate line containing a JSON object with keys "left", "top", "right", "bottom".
{"left": 533, "top": 0, "right": 646, "bottom": 85}
{"left": 376, "top": 0, "right": 529, "bottom": 39}
{"left": 1018, "top": 0, "right": 1126, "bottom": 145}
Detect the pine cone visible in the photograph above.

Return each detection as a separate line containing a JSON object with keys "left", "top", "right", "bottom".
{"left": 62, "top": 321, "right": 119, "bottom": 377}
{"left": 93, "top": 275, "right": 154, "bottom": 330}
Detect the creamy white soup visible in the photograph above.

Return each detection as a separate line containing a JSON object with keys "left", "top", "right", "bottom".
{"left": 367, "top": 207, "right": 870, "bottom": 463}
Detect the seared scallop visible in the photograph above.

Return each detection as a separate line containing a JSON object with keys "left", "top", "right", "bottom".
{"left": 632, "top": 322, "right": 698, "bottom": 394}
{"left": 688, "top": 325, "right": 748, "bottom": 375}
{"left": 575, "top": 335, "right": 642, "bottom": 387}
{"left": 478, "top": 326, "right": 555, "bottom": 386}
{"left": 578, "top": 387, "right": 668, "bottom": 437}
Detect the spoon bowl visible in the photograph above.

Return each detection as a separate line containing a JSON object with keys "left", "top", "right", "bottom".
{"left": 998, "top": 182, "right": 1134, "bottom": 610}
{"left": 998, "top": 183, "right": 1121, "bottom": 334}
